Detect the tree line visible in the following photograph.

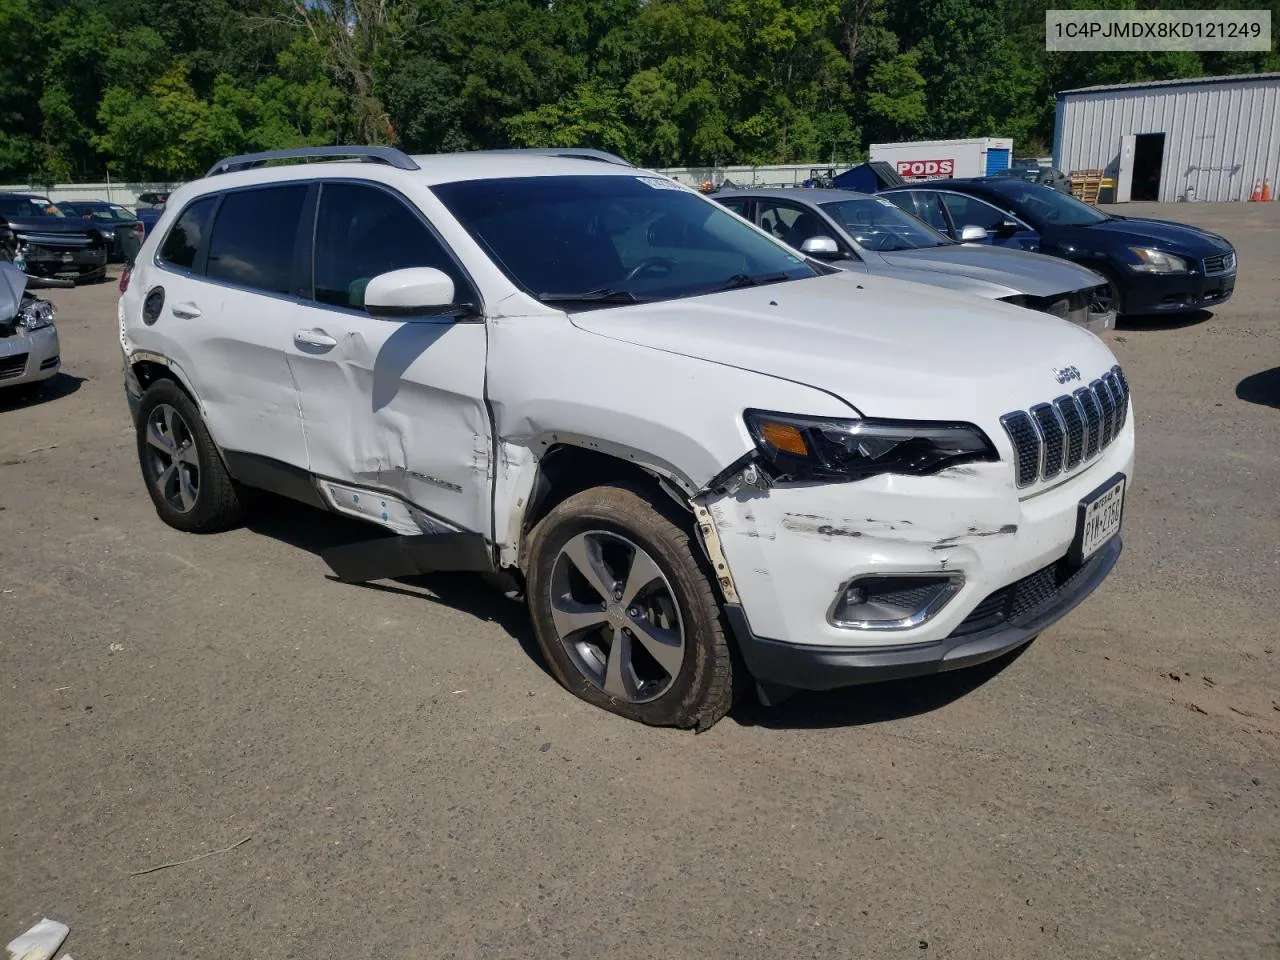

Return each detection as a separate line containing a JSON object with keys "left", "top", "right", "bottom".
{"left": 1, "top": 0, "right": 1275, "bottom": 183}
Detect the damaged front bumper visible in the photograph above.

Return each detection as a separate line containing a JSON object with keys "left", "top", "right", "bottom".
{"left": 706, "top": 423, "right": 1133, "bottom": 691}
{"left": 724, "top": 536, "right": 1120, "bottom": 691}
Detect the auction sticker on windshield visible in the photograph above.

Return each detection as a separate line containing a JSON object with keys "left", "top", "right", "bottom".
{"left": 636, "top": 176, "right": 684, "bottom": 190}
{"left": 1072, "top": 473, "right": 1125, "bottom": 566}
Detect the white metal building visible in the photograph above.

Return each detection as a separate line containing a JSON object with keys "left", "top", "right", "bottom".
{"left": 1054, "top": 73, "right": 1280, "bottom": 203}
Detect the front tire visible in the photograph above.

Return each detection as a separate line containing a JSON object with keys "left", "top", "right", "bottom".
{"left": 135, "top": 379, "right": 244, "bottom": 532}
{"left": 525, "top": 484, "right": 741, "bottom": 730}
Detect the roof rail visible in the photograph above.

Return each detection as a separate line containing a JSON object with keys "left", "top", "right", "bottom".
{"left": 463, "top": 147, "right": 634, "bottom": 167}
{"left": 205, "top": 145, "right": 420, "bottom": 177}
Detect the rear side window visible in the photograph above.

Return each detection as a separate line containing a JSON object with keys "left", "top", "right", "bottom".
{"left": 206, "top": 185, "right": 308, "bottom": 294}
{"left": 312, "top": 183, "right": 461, "bottom": 309}
{"left": 159, "top": 197, "right": 216, "bottom": 270}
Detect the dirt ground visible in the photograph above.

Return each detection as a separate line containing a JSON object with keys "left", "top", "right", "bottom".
{"left": 2, "top": 201, "right": 1277, "bottom": 959}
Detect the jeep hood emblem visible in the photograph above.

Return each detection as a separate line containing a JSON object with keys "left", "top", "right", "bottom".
{"left": 1053, "top": 365, "right": 1082, "bottom": 384}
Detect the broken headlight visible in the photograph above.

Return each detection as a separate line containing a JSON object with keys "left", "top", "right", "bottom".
{"left": 744, "top": 410, "right": 997, "bottom": 483}
{"left": 18, "top": 299, "right": 55, "bottom": 330}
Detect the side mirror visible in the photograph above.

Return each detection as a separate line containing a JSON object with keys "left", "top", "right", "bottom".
{"left": 995, "top": 219, "right": 1021, "bottom": 237}
{"left": 364, "top": 267, "right": 471, "bottom": 319}
{"left": 799, "top": 235, "right": 842, "bottom": 260}
{"left": 959, "top": 224, "right": 989, "bottom": 242}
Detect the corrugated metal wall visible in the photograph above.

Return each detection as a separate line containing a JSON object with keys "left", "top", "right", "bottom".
{"left": 1054, "top": 76, "right": 1280, "bottom": 202}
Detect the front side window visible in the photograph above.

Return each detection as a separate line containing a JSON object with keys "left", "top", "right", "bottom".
{"left": 158, "top": 196, "right": 217, "bottom": 270}
{"left": 312, "top": 183, "right": 462, "bottom": 309}
{"left": 431, "top": 175, "right": 815, "bottom": 306}
{"left": 820, "top": 196, "right": 950, "bottom": 251}
{"left": 205, "top": 185, "right": 307, "bottom": 294}
{"left": 940, "top": 193, "right": 1010, "bottom": 232}
{"left": 755, "top": 200, "right": 829, "bottom": 250}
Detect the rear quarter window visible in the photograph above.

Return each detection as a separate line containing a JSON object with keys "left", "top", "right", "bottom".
{"left": 158, "top": 197, "right": 217, "bottom": 271}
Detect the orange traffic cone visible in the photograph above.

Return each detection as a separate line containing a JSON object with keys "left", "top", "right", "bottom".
{"left": 1249, "top": 180, "right": 1263, "bottom": 201}
{"left": 1262, "top": 178, "right": 1273, "bottom": 201}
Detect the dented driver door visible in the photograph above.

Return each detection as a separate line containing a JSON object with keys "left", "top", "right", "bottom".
{"left": 284, "top": 181, "right": 492, "bottom": 539}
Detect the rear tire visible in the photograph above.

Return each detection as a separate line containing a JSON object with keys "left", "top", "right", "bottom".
{"left": 135, "top": 379, "right": 244, "bottom": 532}
{"left": 525, "top": 484, "right": 741, "bottom": 730}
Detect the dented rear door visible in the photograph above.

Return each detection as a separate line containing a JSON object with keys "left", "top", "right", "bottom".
{"left": 285, "top": 181, "right": 492, "bottom": 538}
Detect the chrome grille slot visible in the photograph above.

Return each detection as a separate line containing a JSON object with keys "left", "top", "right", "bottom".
{"left": 1001, "top": 366, "right": 1129, "bottom": 488}
{"left": 1076, "top": 387, "right": 1102, "bottom": 457}
{"left": 1000, "top": 411, "right": 1041, "bottom": 488}
{"left": 1055, "top": 395, "right": 1085, "bottom": 469}
{"left": 1030, "top": 403, "right": 1065, "bottom": 479}
{"left": 1094, "top": 378, "right": 1116, "bottom": 445}
{"left": 1104, "top": 371, "right": 1128, "bottom": 431}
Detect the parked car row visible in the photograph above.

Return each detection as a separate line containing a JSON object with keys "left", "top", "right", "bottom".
{"left": 120, "top": 145, "right": 1136, "bottom": 730}
{"left": 0, "top": 191, "right": 163, "bottom": 285}
{"left": 4, "top": 172, "right": 1234, "bottom": 318}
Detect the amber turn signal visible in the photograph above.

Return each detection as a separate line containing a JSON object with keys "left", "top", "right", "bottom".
{"left": 757, "top": 420, "right": 809, "bottom": 456}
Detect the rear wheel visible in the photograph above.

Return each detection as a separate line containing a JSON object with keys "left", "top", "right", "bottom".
{"left": 135, "top": 379, "right": 244, "bottom": 532}
{"left": 525, "top": 484, "right": 741, "bottom": 730}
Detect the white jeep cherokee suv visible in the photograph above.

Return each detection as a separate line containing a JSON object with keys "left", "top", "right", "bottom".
{"left": 120, "top": 146, "right": 1133, "bottom": 730}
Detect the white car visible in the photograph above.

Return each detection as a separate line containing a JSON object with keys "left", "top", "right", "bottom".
{"left": 119, "top": 146, "right": 1133, "bottom": 730}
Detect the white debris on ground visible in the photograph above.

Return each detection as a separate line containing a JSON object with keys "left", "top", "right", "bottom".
{"left": 5, "top": 918, "right": 69, "bottom": 960}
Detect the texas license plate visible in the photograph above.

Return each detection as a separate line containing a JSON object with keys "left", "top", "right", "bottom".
{"left": 1072, "top": 474, "right": 1125, "bottom": 566}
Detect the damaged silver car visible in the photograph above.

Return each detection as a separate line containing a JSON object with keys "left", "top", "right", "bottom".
{"left": 0, "top": 261, "right": 61, "bottom": 399}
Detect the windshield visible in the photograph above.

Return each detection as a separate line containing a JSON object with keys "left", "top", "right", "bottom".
{"left": 819, "top": 196, "right": 951, "bottom": 251}
{"left": 988, "top": 181, "right": 1109, "bottom": 227}
{"left": 431, "top": 175, "right": 816, "bottom": 305}
{"left": 0, "top": 196, "right": 64, "bottom": 218}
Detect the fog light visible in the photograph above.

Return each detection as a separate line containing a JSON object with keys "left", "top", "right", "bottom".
{"left": 828, "top": 574, "right": 963, "bottom": 631}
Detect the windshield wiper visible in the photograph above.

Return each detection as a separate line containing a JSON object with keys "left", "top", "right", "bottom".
{"left": 712, "top": 272, "right": 793, "bottom": 292}
{"left": 537, "top": 287, "right": 641, "bottom": 304}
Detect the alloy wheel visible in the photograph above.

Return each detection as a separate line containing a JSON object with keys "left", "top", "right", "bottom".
{"left": 547, "top": 530, "right": 686, "bottom": 703}
{"left": 144, "top": 402, "right": 200, "bottom": 513}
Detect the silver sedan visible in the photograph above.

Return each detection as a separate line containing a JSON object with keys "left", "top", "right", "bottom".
{"left": 715, "top": 188, "right": 1115, "bottom": 332}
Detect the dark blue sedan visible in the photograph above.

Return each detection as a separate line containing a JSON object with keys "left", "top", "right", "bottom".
{"left": 880, "top": 178, "right": 1237, "bottom": 316}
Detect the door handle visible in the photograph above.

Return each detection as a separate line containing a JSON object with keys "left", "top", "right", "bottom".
{"left": 171, "top": 303, "right": 202, "bottom": 319}
{"left": 294, "top": 329, "right": 337, "bottom": 348}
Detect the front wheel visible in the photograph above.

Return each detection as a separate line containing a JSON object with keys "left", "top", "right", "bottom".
{"left": 525, "top": 484, "right": 741, "bottom": 730}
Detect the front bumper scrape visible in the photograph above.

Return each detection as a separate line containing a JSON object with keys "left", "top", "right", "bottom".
{"left": 724, "top": 536, "right": 1121, "bottom": 692}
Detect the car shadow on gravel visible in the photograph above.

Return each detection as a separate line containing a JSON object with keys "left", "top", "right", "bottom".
{"left": 242, "top": 494, "right": 1027, "bottom": 725}
{"left": 0, "top": 372, "right": 86, "bottom": 410}
{"left": 242, "top": 494, "right": 550, "bottom": 676}
{"left": 1236, "top": 367, "right": 1280, "bottom": 408}
{"left": 730, "top": 645, "right": 1030, "bottom": 730}
{"left": 1116, "top": 308, "right": 1213, "bottom": 331}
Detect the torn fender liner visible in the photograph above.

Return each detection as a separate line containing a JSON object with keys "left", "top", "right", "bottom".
{"left": 322, "top": 532, "right": 493, "bottom": 584}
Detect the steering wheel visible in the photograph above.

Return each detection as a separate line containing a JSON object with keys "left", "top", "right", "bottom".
{"left": 624, "top": 257, "right": 675, "bottom": 282}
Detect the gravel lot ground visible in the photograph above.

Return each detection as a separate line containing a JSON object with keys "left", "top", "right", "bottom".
{"left": 2, "top": 201, "right": 1277, "bottom": 959}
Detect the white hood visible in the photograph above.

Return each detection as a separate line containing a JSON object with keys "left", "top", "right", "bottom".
{"left": 569, "top": 272, "right": 1118, "bottom": 425}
